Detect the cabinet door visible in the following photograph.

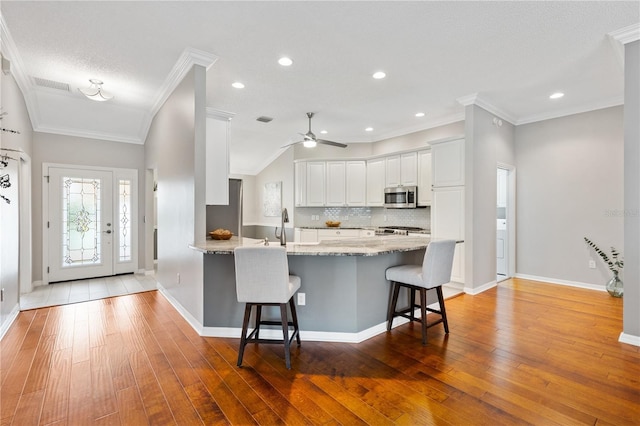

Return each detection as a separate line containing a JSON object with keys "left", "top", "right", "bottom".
{"left": 417, "top": 150, "right": 432, "bottom": 206}
{"left": 346, "top": 161, "right": 366, "bottom": 206}
{"left": 432, "top": 186, "right": 465, "bottom": 283}
{"left": 325, "top": 161, "right": 346, "bottom": 206}
{"left": 299, "top": 229, "right": 318, "bottom": 243}
{"left": 294, "top": 161, "right": 307, "bottom": 206}
{"left": 432, "top": 139, "right": 465, "bottom": 187}
{"left": 366, "top": 158, "right": 386, "bottom": 206}
{"left": 400, "top": 152, "right": 418, "bottom": 186}
{"left": 318, "top": 229, "right": 360, "bottom": 240}
{"left": 385, "top": 155, "right": 401, "bottom": 187}
{"left": 306, "top": 162, "right": 326, "bottom": 206}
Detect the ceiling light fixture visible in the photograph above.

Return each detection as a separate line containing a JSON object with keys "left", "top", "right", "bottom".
{"left": 415, "top": 112, "right": 425, "bottom": 117}
{"left": 303, "top": 139, "right": 317, "bottom": 148}
{"left": 278, "top": 57, "right": 293, "bottom": 66}
{"left": 549, "top": 92, "right": 564, "bottom": 99}
{"left": 365, "top": 127, "right": 373, "bottom": 132}
{"left": 372, "top": 71, "right": 386, "bottom": 79}
{"left": 320, "top": 130, "right": 328, "bottom": 134}
{"left": 78, "top": 79, "right": 113, "bottom": 101}
{"left": 232, "top": 82, "right": 245, "bottom": 89}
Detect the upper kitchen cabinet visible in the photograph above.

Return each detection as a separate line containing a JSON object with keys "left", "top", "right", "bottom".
{"left": 205, "top": 109, "right": 234, "bottom": 205}
{"left": 294, "top": 161, "right": 307, "bottom": 207}
{"left": 325, "top": 161, "right": 346, "bottom": 206}
{"left": 385, "top": 152, "right": 418, "bottom": 187}
{"left": 345, "top": 161, "right": 366, "bottom": 206}
{"left": 366, "top": 158, "right": 386, "bottom": 207}
{"left": 431, "top": 138, "right": 465, "bottom": 187}
{"left": 306, "top": 161, "right": 326, "bottom": 206}
{"left": 417, "top": 150, "right": 432, "bottom": 206}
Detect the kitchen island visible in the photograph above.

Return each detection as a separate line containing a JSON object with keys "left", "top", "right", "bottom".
{"left": 190, "top": 236, "right": 432, "bottom": 342}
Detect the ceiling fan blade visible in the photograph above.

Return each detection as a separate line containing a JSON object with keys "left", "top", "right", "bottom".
{"left": 317, "top": 139, "right": 347, "bottom": 148}
{"left": 281, "top": 140, "right": 304, "bottom": 148}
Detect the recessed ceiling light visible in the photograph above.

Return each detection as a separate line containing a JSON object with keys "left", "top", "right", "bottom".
{"left": 415, "top": 112, "right": 425, "bottom": 117}
{"left": 549, "top": 92, "right": 564, "bottom": 99}
{"left": 372, "top": 71, "right": 386, "bottom": 79}
{"left": 320, "top": 130, "right": 328, "bottom": 134}
{"left": 232, "top": 82, "right": 245, "bottom": 89}
{"left": 365, "top": 127, "right": 374, "bottom": 132}
{"left": 278, "top": 57, "right": 293, "bottom": 66}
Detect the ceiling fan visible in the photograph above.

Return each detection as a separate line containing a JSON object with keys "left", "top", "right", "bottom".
{"left": 284, "top": 112, "right": 347, "bottom": 148}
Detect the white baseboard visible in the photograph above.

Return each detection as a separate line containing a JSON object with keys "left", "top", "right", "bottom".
{"left": 156, "top": 283, "right": 204, "bottom": 335}
{"left": 32, "top": 280, "right": 44, "bottom": 287}
{"left": 464, "top": 280, "right": 497, "bottom": 295}
{"left": 515, "top": 273, "right": 606, "bottom": 292}
{"left": 0, "top": 303, "right": 21, "bottom": 341}
{"left": 143, "top": 270, "right": 155, "bottom": 276}
{"left": 619, "top": 332, "right": 640, "bottom": 347}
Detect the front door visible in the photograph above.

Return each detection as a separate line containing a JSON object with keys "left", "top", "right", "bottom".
{"left": 46, "top": 165, "right": 137, "bottom": 283}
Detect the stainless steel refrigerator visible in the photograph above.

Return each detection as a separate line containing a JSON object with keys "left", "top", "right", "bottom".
{"left": 206, "top": 179, "right": 243, "bottom": 238}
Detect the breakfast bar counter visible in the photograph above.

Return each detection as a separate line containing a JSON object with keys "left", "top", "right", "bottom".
{"left": 191, "top": 236, "right": 433, "bottom": 342}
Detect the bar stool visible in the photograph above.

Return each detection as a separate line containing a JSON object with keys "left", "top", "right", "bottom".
{"left": 385, "top": 240, "right": 456, "bottom": 345}
{"left": 234, "top": 245, "right": 301, "bottom": 369}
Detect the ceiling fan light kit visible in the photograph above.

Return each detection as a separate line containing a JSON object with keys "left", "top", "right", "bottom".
{"left": 79, "top": 79, "right": 113, "bottom": 102}
{"left": 284, "top": 112, "right": 347, "bottom": 149}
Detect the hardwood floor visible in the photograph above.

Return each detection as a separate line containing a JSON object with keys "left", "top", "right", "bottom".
{"left": 1, "top": 278, "right": 638, "bottom": 425}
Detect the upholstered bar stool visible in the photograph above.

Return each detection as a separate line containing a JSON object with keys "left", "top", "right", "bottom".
{"left": 234, "top": 245, "right": 301, "bottom": 369}
{"left": 385, "top": 240, "right": 456, "bottom": 345}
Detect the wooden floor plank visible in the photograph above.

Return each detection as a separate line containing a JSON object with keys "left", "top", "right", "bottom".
{"left": 0, "top": 278, "right": 638, "bottom": 425}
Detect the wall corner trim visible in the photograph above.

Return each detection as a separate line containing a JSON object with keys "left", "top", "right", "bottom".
{"left": 464, "top": 280, "right": 497, "bottom": 295}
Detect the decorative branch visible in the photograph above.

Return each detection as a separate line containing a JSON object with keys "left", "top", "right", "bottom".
{"left": 584, "top": 237, "right": 624, "bottom": 274}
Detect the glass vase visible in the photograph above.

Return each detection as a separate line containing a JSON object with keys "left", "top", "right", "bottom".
{"left": 606, "top": 271, "right": 623, "bottom": 298}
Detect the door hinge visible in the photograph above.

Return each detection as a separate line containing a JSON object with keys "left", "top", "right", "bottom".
{"left": 47, "top": 221, "right": 50, "bottom": 228}
{"left": 47, "top": 267, "right": 50, "bottom": 273}
{"left": 44, "top": 175, "right": 49, "bottom": 183}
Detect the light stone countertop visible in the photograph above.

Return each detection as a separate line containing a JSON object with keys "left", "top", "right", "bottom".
{"left": 189, "top": 235, "right": 434, "bottom": 256}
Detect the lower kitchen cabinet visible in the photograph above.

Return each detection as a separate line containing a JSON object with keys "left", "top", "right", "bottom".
{"left": 318, "top": 229, "right": 360, "bottom": 241}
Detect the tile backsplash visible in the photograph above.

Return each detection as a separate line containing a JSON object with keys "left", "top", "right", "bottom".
{"left": 295, "top": 206, "right": 430, "bottom": 230}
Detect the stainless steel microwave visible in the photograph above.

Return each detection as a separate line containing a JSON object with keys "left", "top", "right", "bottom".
{"left": 384, "top": 186, "right": 417, "bottom": 208}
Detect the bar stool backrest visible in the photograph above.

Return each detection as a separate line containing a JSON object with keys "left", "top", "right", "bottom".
{"left": 234, "top": 246, "right": 291, "bottom": 303}
{"left": 421, "top": 240, "right": 457, "bottom": 288}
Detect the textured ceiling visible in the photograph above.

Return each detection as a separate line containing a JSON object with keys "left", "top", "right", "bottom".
{"left": 2, "top": 1, "right": 638, "bottom": 174}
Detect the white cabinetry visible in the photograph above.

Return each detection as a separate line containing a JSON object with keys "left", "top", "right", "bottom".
{"left": 346, "top": 161, "right": 366, "bottom": 206}
{"left": 359, "top": 229, "right": 376, "bottom": 238}
{"left": 366, "top": 158, "right": 385, "bottom": 206}
{"left": 417, "top": 150, "right": 432, "bottom": 206}
{"left": 318, "top": 229, "right": 360, "bottom": 241}
{"left": 295, "top": 228, "right": 318, "bottom": 243}
{"left": 205, "top": 113, "right": 232, "bottom": 205}
{"left": 432, "top": 186, "right": 465, "bottom": 283}
{"left": 385, "top": 155, "right": 401, "bottom": 187}
{"left": 325, "top": 161, "right": 346, "bottom": 206}
{"left": 400, "top": 152, "right": 418, "bottom": 186}
{"left": 306, "top": 161, "right": 326, "bottom": 206}
{"left": 294, "top": 161, "right": 307, "bottom": 207}
{"left": 432, "top": 138, "right": 465, "bottom": 187}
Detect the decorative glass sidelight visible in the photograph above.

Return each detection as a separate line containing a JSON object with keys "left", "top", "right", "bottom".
{"left": 118, "top": 179, "right": 131, "bottom": 262}
{"left": 62, "top": 177, "right": 101, "bottom": 266}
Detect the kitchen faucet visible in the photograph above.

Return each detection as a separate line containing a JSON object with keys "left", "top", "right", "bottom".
{"left": 275, "top": 207, "right": 289, "bottom": 245}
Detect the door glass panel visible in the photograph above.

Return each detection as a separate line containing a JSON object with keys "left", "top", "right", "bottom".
{"left": 62, "top": 176, "right": 101, "bottom": 267}
{"left": 118, "top": 179, "right": 131, "bottom": 262}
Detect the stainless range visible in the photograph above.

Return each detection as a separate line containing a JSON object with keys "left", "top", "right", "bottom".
{"left": 375, "top": 226, "right": 430, "bottom": 236}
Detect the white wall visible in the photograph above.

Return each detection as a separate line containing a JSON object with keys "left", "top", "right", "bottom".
{"left": 623, "top": 40, "right": 639, "bottom": 341}
{"left": 1, "top": 68, "right": 34, "bottom": 336}
{"left": 515, "top": 106, "right": 624, "bottom": 286}
{"left": 144, "top": 66, "right": 206, "bottom": 326}
{"left": 31, "top": 132, "right": 145, "bottom": 281}
{"left": 252, "top": 148, "right": 295, "bottom": 227}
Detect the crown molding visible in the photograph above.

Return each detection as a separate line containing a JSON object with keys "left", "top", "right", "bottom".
{"left": 456, "top": 93, "right": 517, "bottom": 124}
{"left": 609, "top": 23, "right": 640, "bottom": 45}
{"left": 34, "top": 123, "right": 144, "bottom": 145}
{"left": 206, "top": 107, "right": 236, "bottom": 121}
{"left": 515, "top": 95, "right": 624, "bottom": 125}
{"left": 149, "top": 47, "right": 218, "bottom": 117}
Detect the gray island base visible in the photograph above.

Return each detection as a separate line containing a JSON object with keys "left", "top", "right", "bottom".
{"left": 191, "top": 236, "right": 435, "bottom": 342}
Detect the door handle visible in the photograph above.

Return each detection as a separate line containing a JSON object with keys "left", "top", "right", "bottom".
{"left": 103, "top": 230, "right": 112, "bottom": 234}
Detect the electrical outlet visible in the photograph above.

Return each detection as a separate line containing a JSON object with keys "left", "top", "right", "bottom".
{"left": 589, "top": 260, "right": 596, "bottom": 269}
{"left": 384, "top": 215, "right": 387, "bottom": 222}
{"left": 177, "top": 273, "right": 181, "bottom": 284}
{"left": 297, "top": 293, "right": 306, "bottom": 306}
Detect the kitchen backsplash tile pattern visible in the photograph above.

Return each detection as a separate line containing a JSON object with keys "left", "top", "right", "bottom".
{"left": 295, "top": 207, "right": 430, "bottom": 230}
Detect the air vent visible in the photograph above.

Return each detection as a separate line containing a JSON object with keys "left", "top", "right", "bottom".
{"left": 33, "top": 77, "right": 70, "bottom": 92}
{"left": 256, "top": 116, "right": 273, "bottom": 123}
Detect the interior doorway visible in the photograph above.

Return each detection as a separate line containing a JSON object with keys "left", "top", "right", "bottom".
{"left": 497, "top": 164, "right": 516, "bottom": 282}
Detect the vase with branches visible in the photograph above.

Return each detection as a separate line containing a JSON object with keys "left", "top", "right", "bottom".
{"left": 584, "top": 237, "right": 624, "bottom": 297}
